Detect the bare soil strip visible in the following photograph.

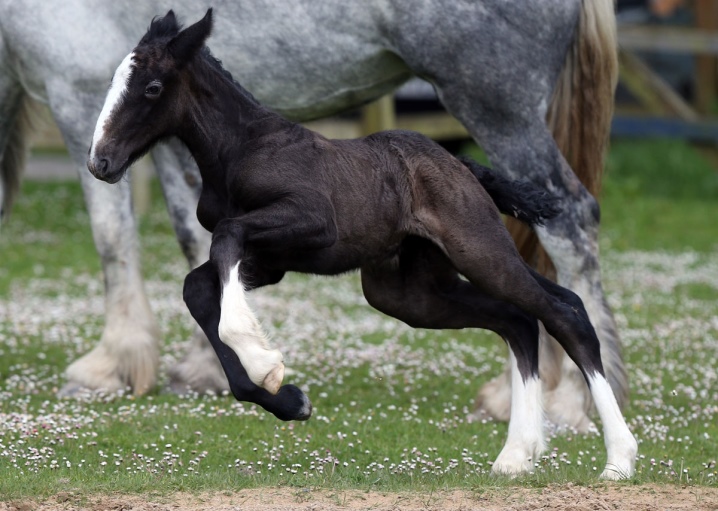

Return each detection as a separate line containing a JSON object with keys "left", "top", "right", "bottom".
{"left": 3, "top": 484, "right": 718, "bottom": 511}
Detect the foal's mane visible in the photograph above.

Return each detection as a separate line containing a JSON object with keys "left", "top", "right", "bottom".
{"left": 198, "top": 48, "right": 262, "bottom": 107}
{"left": 140, "top": 12, "right": 181, "bottom": 44}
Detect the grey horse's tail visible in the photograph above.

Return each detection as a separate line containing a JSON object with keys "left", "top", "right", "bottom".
{"left": 1, "top": 94, "right": 35, "bottom": 221}
{"left": 459, "top": 156, "right": 561, "bottom": 227}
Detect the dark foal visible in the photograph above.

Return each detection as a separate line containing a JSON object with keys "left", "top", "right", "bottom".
{"left": 87, "top": 10, "right": 636, "bottom": 478}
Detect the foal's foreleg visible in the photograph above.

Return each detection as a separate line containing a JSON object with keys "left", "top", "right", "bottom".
{"left": 210, "top": 202, "right": 337, "bottom": 394}
{"left": 183, "top": 261, "right": 311, "bottom": 421}
{"left": 210, "top": 222, "right": 284, "bottom": 394}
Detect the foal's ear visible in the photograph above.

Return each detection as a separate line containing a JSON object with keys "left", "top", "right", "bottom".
{"left": 141, "top": 10, "right": 181, "bottom": 44}
{"left": 168, "top": 8, "right": 213, "bottom": 64}
{"left": 164, "top": 10, "right": 177, "bottom": 26}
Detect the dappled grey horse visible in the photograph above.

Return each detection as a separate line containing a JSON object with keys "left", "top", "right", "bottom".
{"left": 0, "top": 0, "right": 623, "bottom": 431}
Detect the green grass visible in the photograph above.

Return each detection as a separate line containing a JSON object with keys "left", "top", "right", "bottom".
{"left": 601, "top": 139, "right": 718, "bottom": 252}
{"left": 0, "top": 139, "right": 717, "bottom": 499}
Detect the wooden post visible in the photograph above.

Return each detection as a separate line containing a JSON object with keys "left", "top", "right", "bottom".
{"left": 618, "top": 49, "right": 699, "bottom": 120}
{"left": 360, "top": 94, "right": 396, "bottom": 136}
{"left": 130, "top": 156, "right": 153, "bottom": 216}
{"left": 695, "top": 0, "right": 718, "bottom": 114}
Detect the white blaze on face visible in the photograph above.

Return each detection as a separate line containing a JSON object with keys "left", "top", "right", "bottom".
{"left": 89, "top": 51, "right": 135, "bottom": 159}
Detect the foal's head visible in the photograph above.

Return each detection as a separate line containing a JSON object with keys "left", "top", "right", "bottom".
{"left": 87, "top": 9, "right": 213, "bottom": 183}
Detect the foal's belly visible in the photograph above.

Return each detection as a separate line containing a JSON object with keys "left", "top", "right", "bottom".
{"left": 264, "top": 232, "right": 403, "bottom": 277}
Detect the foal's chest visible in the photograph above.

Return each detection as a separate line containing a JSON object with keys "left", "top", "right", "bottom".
{"left": 196, "top": 186, "right": 238, "bottom": 232}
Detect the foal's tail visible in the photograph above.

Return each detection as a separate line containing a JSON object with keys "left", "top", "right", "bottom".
{"left": 1, "top": 93, "right": 35, "bottom": 222}
{"left": 459, "top": 156, "right": 561, "bottom": 227}
{"left": 507, "top": 0, "right": 618, "bottom": 273}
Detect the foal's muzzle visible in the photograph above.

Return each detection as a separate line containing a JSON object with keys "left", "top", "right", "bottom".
{"left": 87, "top": 156, "right": 123, "bottom": 184}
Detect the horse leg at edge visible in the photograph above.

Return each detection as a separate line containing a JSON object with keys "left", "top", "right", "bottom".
{"left": 46, "top": 85, "right": 160, "bottom": 396}
{"left": 183, "top": 261, "right": 311, "bottom": 420}
{"left": 0, "top": 69, "right": 27, "bottom": 224}
{"left": 150, "top": 141, "right": 228, "bottom": 395}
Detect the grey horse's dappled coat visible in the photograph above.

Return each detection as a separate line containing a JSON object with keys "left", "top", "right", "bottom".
{"left": 0, "top": 0, "right": 622, "bottom": 433}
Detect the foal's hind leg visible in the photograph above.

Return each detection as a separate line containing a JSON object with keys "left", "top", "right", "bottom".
{"left": 406, "top": 3, "right": 625, "bottom": 427}
{"left": 437, "top": 96, "right": 625, "bottom": 431}
{"left": 472, "top": 259, "right": 636, "bottom": 478}
{"left": 418, "top": 186, "right": 636, "bottom": 478}
{"left": 361, "top": 238, "right": 546, "bottom": 475}
{"left": 472, "top": 323, "right": 564, "bottom": 427}
{"left": 523, "top": 266, "right": 638, "bottom": 479}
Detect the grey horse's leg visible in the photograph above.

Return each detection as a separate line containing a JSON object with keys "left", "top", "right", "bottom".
{"left": 0, "top": 79, "right": 23, "bottom": 224}
{"left": 150, "top": 140, "right": 228, "bottom": 394}
{"left": 46, "top": 84, "right": 160, "bottom": 396}
{"left": 454, "top": 108, "right": 618, "bottom": 431}
{"left": 392, "top": 0, "right": 623, "bottom": 431}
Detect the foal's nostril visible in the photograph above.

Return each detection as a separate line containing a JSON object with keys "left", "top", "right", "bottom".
{"left": 87, "top": 157, "right": 110, "bottom": 178}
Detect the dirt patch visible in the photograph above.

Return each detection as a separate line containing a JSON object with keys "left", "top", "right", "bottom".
{"left": 2, "top": 484, "right": 718, "bottom": 511}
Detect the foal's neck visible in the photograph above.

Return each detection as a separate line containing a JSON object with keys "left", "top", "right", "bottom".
{"left": 177, "top": 55, "right": 279, "bottom": 180}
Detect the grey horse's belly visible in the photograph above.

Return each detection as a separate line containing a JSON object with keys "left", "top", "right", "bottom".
{"left": 212, "top": 45, "right": 412, "bottom": 121}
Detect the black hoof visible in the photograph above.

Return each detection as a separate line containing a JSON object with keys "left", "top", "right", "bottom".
{"left": 271, "top": 384, "right": 313, "bottom": 421}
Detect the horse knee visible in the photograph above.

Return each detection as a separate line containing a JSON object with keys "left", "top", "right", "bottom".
{"left": 362, "top": 279, "right": 430, "bottom": 328}
{"left": 183, "top": 263, "right": 218, "bottom": 318}
{"left": 546, "top": 300, "right": 603, "bottom": 377}
{"left": 363, "top": 285, "right": 403, "bottom": 321}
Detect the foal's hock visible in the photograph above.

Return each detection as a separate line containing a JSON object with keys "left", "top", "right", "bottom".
{"left": 87, "top": 9, "right": 637, "bottom": 479}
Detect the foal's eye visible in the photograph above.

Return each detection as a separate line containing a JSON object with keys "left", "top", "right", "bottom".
{"left": 144, "top": 81, "right": 163, "bottom": 98}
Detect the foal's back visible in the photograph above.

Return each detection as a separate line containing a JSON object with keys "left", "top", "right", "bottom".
{"left": 253, "top": 128, "right": 500, "bottom": 274}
